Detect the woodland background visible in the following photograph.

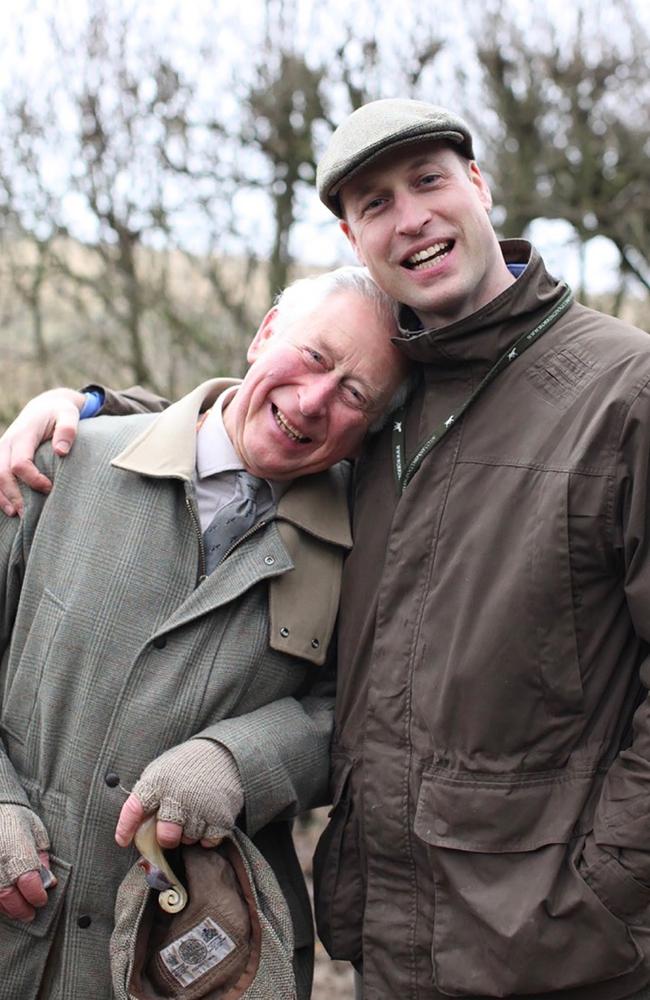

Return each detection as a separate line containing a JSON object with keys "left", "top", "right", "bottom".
{"left": 0, "top": 0, "right": 648, "bottom": 429}
{"left": 1, "top": 3, "right": 648, "bottom": 993}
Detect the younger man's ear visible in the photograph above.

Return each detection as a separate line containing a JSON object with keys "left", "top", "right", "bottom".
{"left": 340, "top": 220, "right": 366, "bottom": 265}
{"left": 469, "top": 162, "right": 493, "bottom": 212}
{"left": 247, "top": 307, "right": 278, "bottom": 363}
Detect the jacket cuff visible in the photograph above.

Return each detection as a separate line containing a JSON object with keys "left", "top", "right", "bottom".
{"left": 80, "top": 385, "right": 171, "bottom": 417}
{"left": 196, "top": 696, "right": 332, "bottom": 836}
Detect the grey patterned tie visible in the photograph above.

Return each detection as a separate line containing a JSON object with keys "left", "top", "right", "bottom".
{"left": 203, "top": 471, "right": 270, "bottom": 574}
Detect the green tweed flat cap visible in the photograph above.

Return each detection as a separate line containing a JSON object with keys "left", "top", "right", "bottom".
{"left": 317, "top": 98, "right": 475, "bottom": 218}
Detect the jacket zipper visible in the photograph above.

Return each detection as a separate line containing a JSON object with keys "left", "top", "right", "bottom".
{"left": 184, "top": 495, "right": 207, "bottom": 582}
{"left": 185, "top": 494, "right": 272, "bottom": 583}
{"left": 220, "top": 518, "right": 270, "bottom": 564}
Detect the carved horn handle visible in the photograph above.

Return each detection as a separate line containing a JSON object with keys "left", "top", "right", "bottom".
{"left": 134, "top": 815, "right": 188, "bottom": 913}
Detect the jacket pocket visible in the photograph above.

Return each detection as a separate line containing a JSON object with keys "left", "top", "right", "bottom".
{"left": 579, "top": 837, "right": 650, "bottom": 926}
{"left": 0, "top": 588, "right": 66, "bottom": 745}
{"left": 313, "top": 753, "right": 363, "bottom": 964}
{"left": 0, "top": 853, "right": 72, "bottom": 998}
{"left": 414, "top": 766, "right": 644, "bottom": 998}
{"left": 528, "top": 472, "right": 583, "bottom": 715}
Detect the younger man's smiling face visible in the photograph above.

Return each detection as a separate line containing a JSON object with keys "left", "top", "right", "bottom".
{"left": 339, "top": 142, "right": 514, "bottom": 329}
{"left": 222, "top": 289, "right": 407, "bottom": 481}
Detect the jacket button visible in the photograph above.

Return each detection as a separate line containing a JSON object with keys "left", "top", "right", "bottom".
{"left": 152, "top": 636, "right": 167, "bottom": 649}
{"left": 279, "top": 626, "right": 290, "bottom": 638}
{"left": 104, "top": 772, "right": 120, "bottom": 788}
{"left": 264, "top": 555, "right": 275, "bottom": 566}
{"left": 311, "top": 638, "right": 320, "bottom": 649}
{"left": 433, "top": 819, "right": 449, "bottom": 837}
{"left": 77, "top": 914, "right": 92, "bottom": 928}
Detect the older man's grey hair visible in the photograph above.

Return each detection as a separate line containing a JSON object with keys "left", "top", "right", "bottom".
{"left": 273, "top": 266, "right": 398, "bottom": 333}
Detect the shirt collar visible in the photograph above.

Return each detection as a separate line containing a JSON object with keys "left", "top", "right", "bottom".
{"left": 195, "top": 386, "right": 289, "bottom": 502}
{"left": 195, "top": 386, "right": 242, "bottom": 480}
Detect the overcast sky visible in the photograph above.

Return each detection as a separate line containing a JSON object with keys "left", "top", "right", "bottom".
{"left": 5, "top": 0, "right": 648, "bottom": 296}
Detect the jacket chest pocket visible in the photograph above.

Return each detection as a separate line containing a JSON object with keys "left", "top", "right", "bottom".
{"left": 414, "top": 766, "right": 644, "bottom": 997}
{"left": 527, "top": 470, "right": 584, "bottom": 711}
{"left": 419, "top": 465, "right": 591, "bottom": 757}
{"left": 1, "top": 588, "right": 67, "bottom": 747}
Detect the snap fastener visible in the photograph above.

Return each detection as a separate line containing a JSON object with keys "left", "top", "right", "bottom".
{"left": 104, "top": 772, "right": 120, "bottom": 788}
{"left": 264, "top": 555, "right": 275, "bottom": 566}
{"left": 279, "top": 626, "right": 290, "bottom": 638}
{"left": 152, "top": 635, "right": 167, "bottom": 649}
{"left": 311, "top": 638, "right": 320, "bottom": 649}
{"left": 433, "top": 818, "right": 449, "bottom": 837}
{"left": 77, "top": 914, "right": 92, "bottom": 928}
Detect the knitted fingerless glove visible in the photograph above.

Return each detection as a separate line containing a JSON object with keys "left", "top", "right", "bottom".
{"left": 131, "top": 739, "right": 244, "bottom": 842}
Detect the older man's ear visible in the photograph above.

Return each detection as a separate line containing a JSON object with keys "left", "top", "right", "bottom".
{"left": 247, "top": 307, "right": 279, "bottom": 363}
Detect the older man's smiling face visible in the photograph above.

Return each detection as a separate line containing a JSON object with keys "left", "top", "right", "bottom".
{"left": 222, "top": 289, "right": 407, "bottom": 481}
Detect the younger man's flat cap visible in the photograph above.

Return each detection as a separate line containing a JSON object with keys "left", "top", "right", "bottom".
{"left": 317, "top": 98, "right": 475, "bottom": 218}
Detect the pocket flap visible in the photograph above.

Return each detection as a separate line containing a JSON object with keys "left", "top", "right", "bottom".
{"left": 414, "top": 766, "right": 597, "bottom": 853}
{"left": 328, "top": 752, "right": 354, "bottom": 811}
{"left": 0, "top": 854, "right": 72, "bottom": 939}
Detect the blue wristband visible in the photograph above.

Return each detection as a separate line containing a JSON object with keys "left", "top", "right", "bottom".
{"left": 79, "top": 389, "right": 105, "bottom": 419}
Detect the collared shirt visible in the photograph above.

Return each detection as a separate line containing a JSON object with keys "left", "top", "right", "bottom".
{"left": 194, "top": 387, "right": 287, "bottom": 532}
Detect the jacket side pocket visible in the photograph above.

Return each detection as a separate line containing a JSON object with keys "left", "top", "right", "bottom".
{"left": 0, "top": 854, "right": 72, "bottom": 1000}
{"left": 313, "top": 753, "right": 363, "bottom": 964}
{"left": 1, "top": 588, "right": 66, "bottom": 745}
{"left": 414, "top": 767, "right": 643, "bottom": 997}
{"left": 580, "top": 837, "right": 650, "bottom": 926}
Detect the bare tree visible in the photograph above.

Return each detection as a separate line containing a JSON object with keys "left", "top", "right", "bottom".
{"left": 0, "top": 2, "right": 255, "bottom": 400}
{"left": 0, "top": 0, "right": 647, "bottom": 426}
{"left": 469, "top": 1, "right": 650, "bottom": 311}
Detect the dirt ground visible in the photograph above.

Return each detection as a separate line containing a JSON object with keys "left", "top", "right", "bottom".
{"left": 294, "top": 807, "right": 355, "bottom": 1000}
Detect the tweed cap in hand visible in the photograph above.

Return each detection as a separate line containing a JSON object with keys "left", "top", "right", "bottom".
{"left": 110, "top": 829, "right": 297, "bottom": 1000}
{"left": 317, "top": 98, "right": 475, "bottom": 218}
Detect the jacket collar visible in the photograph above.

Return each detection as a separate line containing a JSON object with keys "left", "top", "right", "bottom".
{"left": 111, "top": 378, "right": 352, "bottom": 550}
{"left": 394, "top": 240, "right": 568, "bottom": 368}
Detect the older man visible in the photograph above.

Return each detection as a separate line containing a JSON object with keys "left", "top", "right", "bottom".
{"left": 0, "top": 265, "right": 407, "bottom": 1000}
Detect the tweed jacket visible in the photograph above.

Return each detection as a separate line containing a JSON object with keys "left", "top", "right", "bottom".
{"left": 0, "top": 379, "right": 351, "bottom": 1000}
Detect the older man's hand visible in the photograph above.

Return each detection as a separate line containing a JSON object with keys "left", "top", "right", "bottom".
{"left": 115, "top": 739, "right": 244, "bottom": 851}
{"left": 0, "top": 804, "right": 55, "bottom": 922}
{"left": 0, "top": 388, "right": 85, "bottom": 517}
